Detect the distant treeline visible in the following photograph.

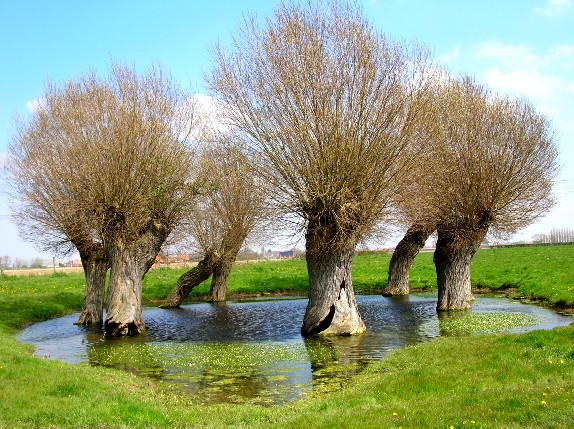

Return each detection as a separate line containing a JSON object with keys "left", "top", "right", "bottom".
{"left": 530, "top": 228, "right": 574, "bottom": 245}
{"left": 491, "top": 228, "right": 574, "bottom": 248}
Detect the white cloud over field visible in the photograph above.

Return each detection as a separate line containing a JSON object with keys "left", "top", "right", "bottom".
{"left": 533, "top": 0, "right": 572, "bottom": 16}
{"left": 472, "top": 40, "right": 574, "bottom": 119}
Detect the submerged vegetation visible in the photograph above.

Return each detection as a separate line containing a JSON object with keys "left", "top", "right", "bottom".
{"left": 0, "top": 244, "right": 573, "bottom": 427}
{"left": 438, "top": 312, "right": 541, "bottom": 336}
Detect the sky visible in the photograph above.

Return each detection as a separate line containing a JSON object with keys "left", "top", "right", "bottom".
{"left": 0, "top": 0, "right": 573, "bottom": 261}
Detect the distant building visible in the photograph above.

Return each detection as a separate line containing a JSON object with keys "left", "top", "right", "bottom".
{"left": 265, "top": 249, "right": 295, "bottom": 259}
{"left": 154, "top": 253, "right": 191, "bottom": 265}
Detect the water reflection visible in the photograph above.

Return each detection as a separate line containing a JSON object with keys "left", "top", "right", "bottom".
{"left": 18, "top": 294, "right": 572, "bottom": 405}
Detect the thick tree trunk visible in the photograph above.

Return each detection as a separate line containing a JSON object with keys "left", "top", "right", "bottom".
{"left": 301, "top": 228, "right": 365, "bottom": 336}
{"left": 209, "top": 257, "right": 234, "bottom": 302}
{"left": 434, "top": 226, "right": 487, "bottom": 311}
{"left": 208, "top": 236, "right": 244, "bottom": 302}
{"left": 383, "top": 224, "right": 434, "bottom": 296}
{"left": 465, "top": 270, "right": 475, "bottom": 302}
{"left": 76, "top": 250, "right": 109, "bottom": 325}
{"left": 105, "top": 227, "right": 166, "bottom": 336}
{"left": 160, "top": 252, "right": 218, "bottom": 308}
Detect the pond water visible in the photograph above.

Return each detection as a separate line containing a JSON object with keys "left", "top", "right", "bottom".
{"left": 18, "top": 294, "right": 572, "bottom": 405}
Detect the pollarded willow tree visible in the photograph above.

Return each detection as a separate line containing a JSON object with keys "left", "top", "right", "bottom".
{"left": 161, "top": 135, "right": 270, "bottom": 307}
{"left": 422, "top": 76, "right": 558, "bottom": 310}
{"left": 6, "top": 64, "right": 198, "bottom": 335}
{"left": 208, "top": 0, "right": 433, "bottom": 335}
{"left": 382, "top": 114, "right": 440, "bottom": 297}
{"left": 382, "top": 223, "right": 435, "bottom": 296}
{"left": 3, "top": 175, "right": 108, "bottom": 325}
{"left": 6, "top": 95, "right": 111, "bottom": 325}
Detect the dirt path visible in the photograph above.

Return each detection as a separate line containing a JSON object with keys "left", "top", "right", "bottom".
{"left": 1, "top": 266, "right": 84, "bottom": 276}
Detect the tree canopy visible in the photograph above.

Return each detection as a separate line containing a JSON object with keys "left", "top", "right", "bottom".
{"left": 208, "top": 0, "right": 435, "bottom": 335}
{"left": 6, "top": 63, "right": 199, "bottom": 334}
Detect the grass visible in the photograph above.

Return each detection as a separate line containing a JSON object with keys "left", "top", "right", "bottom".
{"left": 471, "top": 245, "right": 574, "bottom": 306}
{"left": 0, "top": 244, "right": 572, "bottom": 428}
{"left": 281, "top": 326, "right": 574, "bottom": 429}
{"left": 145, "top": 245, "right": 574, "bottom": 309}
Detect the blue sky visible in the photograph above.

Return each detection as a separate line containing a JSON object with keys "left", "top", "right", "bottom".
{"left": 1, "top": 0, "right": 573, "bottom": 261}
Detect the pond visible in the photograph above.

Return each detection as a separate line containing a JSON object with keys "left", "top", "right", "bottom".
{"left": 18, "top": 294, "right": 572, "bottom": 405}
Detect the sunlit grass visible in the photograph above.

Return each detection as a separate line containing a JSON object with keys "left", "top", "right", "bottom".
{"left": 1, "top": 244, "right": 573, "bottom": 427}
{"left": 279, "top": 325, "right": 574, "bottom": 429}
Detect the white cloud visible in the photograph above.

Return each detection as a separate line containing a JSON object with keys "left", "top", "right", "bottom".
{"left": 25, "top": 97, "right": 45, "bottom": 113}
{"left": 178, "top": 93, "right": 234, "bottom": 142}
{"left": 472, "top": 39, "right": 574, "bottom": 195}
{"left": 533, "top": 0, "right": 572, "bottom": 16}
{"left": 483, "top": 68, "right": 564, "bottom": 100}
{"left": 438, "top": 46, "right": 461, "bottom": 64}
{"left": 549, "top": 44, "right": 574, "bottom": 59}
{"left": 475, "top": 41, "right": 541, "bottom": 70}
{"left": 474, "top": 40, "right": 574, "bottom": 104}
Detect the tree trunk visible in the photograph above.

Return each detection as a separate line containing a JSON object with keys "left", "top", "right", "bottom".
{"left": 160, "top": 252, "right": 218, "bottom": 308}
{"left": 465, "top": 270, "right": 475, "bottom": 302}
{"left": 208, "top": 235, "right": 244, "bottom": 302}
{"left": 301, "top": 228, "right": 365, "bottom": 336}
{"left": 76, "top": 249, "right": 109, "bottom": 325}
{"left": 383, "top": 224, "right": 434, "bottom": 296}
{"left": 105, "top": 227, "right": 166, "bottom": 336}
{"left": 434, "top": 226, "right": 487, "bottom": 311}
{"left": 209, "top": 257, "right": 234, "bottom": 302}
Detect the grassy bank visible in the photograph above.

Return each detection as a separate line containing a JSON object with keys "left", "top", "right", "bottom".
{"left": 143, "top": 244, "right": 574, "bottom": 309}
{"left": 0, "top": 244, "right": 573, "bottom": 427}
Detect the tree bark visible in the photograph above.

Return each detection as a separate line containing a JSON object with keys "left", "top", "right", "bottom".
{"left": 76, "top": 247, "right": 109, "bottom": 325}
{"left": 208, "top": 256, "right": 234, "bottom": 302}
{"left": 208, "top": 236, "right": 244, "bottom": 302}
{"left": 301, "top": 227, "right": 366, "bottom": 336}
{"left": 383, "top": 224, "right": 434, "bottom": 296}
{"left": 160, "top": 252, "right": 218, "bottom": 308}
{"left": 464, "top": 270, "right": 475, "bottom": 302}
{"left": 105, "top": 227, "right": 166, "bottom": 336}
{"left": 434, "top": 226, "right": 487, "bottom": 311}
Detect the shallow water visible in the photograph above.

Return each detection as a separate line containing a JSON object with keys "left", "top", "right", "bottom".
{"left": 18, "top": 294, "right": 572, "bottom": 405}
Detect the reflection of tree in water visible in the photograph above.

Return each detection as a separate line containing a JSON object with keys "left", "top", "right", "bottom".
{"left": 303, "top": 335, "right": 369, "bottom": 393}
{"left": 183, "top": 366, "right": 268, "bottom": 405}
{"left": 86, "top": 333, "right": 164, "bottom": 380}
{"left": 189, "top": 304, "right": 268, "bottom": 403}
{"left": 437, "top": 308, "right": 471, "bottom": 337}
{"left": 86, "top": 302, "right": 311, "bottom": 405}
{"left": 303, "top": 295, "right": 439, "bottom": 393}
{"left": 366, "top": 295, "right": 437, "bottom": 348}
{"left": 83, "top": 296, "right": 442, "bottom": 402}
{"left": 210, "top": 302, "right": 233, "bottom": 333}
{"left": 383, "top": 295, "right": 435, "bottom": 349}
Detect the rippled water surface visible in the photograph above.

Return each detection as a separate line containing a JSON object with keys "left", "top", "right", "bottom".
{"left": 18, "top": 294, "right": 572, "bottom": 405}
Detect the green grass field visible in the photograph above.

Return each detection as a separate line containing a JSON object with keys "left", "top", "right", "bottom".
{"left": 144, "top": 244, "right": 574, "bottom": 308}
{"left": 0, "top": 244, "right": 573, "bottom": 428}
